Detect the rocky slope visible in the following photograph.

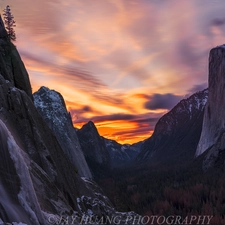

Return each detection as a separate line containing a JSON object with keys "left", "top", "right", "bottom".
{"left": 136, "top": 89, "right": 208, "bottom": 165}
{"left": 196, "top": 45, "right": 225, "bottom": 169}
{"left": 33, "top": 86, "right": 92, "bottom": 179}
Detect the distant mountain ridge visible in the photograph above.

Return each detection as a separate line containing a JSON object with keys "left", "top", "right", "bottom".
{"left": 104, "top": 138, "right": 142, "bottom": 167}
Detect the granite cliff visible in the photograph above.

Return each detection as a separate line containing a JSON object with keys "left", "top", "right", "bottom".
{"left": 33, "top": 86, "right": 92, "bottom": 179}
{"left": 196, "top": 45, "right": 225, "bottom": 169}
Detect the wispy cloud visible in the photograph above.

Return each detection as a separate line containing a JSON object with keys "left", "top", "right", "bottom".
{"left": 20, "top": 51, "right": 106, "bottom": 89}
{"left": 7, "top": 0, "right": 225, "bottom": 143}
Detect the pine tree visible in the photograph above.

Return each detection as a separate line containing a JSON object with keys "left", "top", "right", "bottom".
{"left": 3, "top": 5, "right": 16, "bottom": 41}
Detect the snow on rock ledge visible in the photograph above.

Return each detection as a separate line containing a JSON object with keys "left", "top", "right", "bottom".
{"left": 33, "top": 86, "right": 92, "bottom": 179}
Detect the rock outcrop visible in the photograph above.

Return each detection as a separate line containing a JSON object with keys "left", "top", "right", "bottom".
{"left": 136, "top": 89, "right": 208, "bottom": 165}
{"left": 77, "top": 121, "right": 111, "bottom": 177}
{"left": 33, "top": 87, "right": 92, "bottom": 179}
{"left": 196, "top": 46, "right": 225, "bottom": 156}
{"left": 195, "top": 45, "right": 225, "bottom": 169}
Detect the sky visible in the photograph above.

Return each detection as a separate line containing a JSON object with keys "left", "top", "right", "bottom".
{"left": 3, "top": 0, "right": 225, "bottom": 144}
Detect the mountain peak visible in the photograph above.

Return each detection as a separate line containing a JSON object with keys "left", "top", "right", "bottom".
{"left": 39, "top": 86, "right": 50, "bottom": 92}
{"left": 34, "top": 86, "right": 67, "bottom": 114}
{"left": 87, "top": 120, "right": 95, "bottom": 127}
{"left": 34, "top": 87, "right": 92, "bottom": 179}
{"left": 77, "top": 121, "right": 111, "bottom": 176}
{"left": 81, "top": 120, "right": 99, "bottom": 134}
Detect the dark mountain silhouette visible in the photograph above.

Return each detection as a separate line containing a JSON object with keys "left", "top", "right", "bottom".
{"left": 76, "top": 120, "right": 142, "bottom": 172}
{"left": 76, "top": 121, "right": 111, "bottom": 178}
{"left": 136, "top": 89, "right": 208, "bottom": 166}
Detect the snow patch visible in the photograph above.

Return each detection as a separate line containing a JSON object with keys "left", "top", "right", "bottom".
{"left": 34, "top": 87, "right": 92, "bottom": 179}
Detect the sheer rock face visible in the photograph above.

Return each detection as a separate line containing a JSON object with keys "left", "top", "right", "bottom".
{"left": 33, "top": 86, "right": 92, "bottom": 179}
{"left": 0, "top": 120, "right": 32, "bottom": 225}
{"left": 0, "top": 75, "right": 90, "bottom": 217}
{"left": 195, "top": 46, "right": 225, "bottom": 169}
{"left": 0, "top": 16, "right": 33, "bottom": 100}
{"left": 196, "top": 46, "right": 225, "bottom": 157}
{"left": 136, "top": 89, "right": 208, "bottom": 165}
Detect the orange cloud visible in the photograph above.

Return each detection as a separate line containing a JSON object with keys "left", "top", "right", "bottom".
{"left": 76, "top": 119, "right": 154, "bottom": 144}
{"left": 72, "top": 111, "right": 163, "bottom": 144}
{"left": 9, "top": 0, "right": 225, "bottom": 143}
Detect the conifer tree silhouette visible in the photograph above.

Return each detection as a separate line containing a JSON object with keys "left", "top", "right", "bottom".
{"left": 3, "top": 5, "right": 16, "bottom": 41}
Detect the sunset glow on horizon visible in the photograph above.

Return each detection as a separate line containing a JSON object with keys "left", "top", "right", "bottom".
{"left": 5, "top": 0, "right": 225, "bottom": 144}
